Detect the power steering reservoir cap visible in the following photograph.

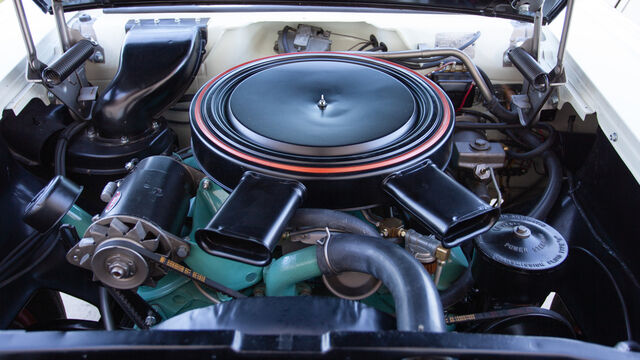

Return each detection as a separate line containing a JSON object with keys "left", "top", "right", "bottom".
{"left": 474, "top": 214, "right": 568, "bottom": 271}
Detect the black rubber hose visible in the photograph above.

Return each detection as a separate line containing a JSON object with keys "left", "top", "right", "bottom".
{"left": 506, "top": 123, "right": 556, "bottom": 159}
{"left": 288, "top": 208, "right": 380, "bottom": 238}
{"left": 281, "top": 26, "right": 293, "bottom": 53}
{"left": 439, "top": 267, "right": 474, "bottom": 309}
{"left": 99, "top": 287, "right": 115, "bottom": 331}
{"left": 317, "top": 233, "right": 445, "bottom": 332}
{"left": 477, "top": 67, "right": 519, "bottom": 123}
{"left": 54, "top": 121, "right": 87, "bottom": 177}
{"left": 519, "top": 131, "right": 563, "bottom": 220}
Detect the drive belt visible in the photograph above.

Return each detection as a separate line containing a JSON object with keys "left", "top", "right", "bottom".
{"left": 109, "top": 239, "right": 246, "bottom": 299}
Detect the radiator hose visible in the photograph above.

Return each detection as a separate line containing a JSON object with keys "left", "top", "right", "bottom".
{"left": 316, "top": 233, "right": 446, "bottom": 332}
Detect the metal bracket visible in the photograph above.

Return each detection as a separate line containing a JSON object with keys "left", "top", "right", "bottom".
{"left": 44, "top": 68, "right": 95, "bottom": 120}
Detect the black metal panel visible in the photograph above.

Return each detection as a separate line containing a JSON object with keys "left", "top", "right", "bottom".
{"left": 0, "top": 329, "right": 635, "bottom": 359}
{"left": 549, "top": 129, "right": 640, "bottom": 345}
{"left": 0, "top": 139, "right": 99, "bottom": 328}
{"left": 156, "top": 296, "right": 394, "bottom": 334}
{"left": 0, "top": 99, "right": 68, "bottom": 166}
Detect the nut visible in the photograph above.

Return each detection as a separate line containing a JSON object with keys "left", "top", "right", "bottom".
{"left": 473, "top": 165, "right": 491, "bottom": 180}
{"left": 434, "top": 246, "right": 450, "bottom": 262}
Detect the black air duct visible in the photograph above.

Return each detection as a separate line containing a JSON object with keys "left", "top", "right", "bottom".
{"left": 94, "top": 19, "right": 207, "bottom": 139}
{"left": 196, "top": 172, "right": 306, "bottom": 266}
{"left": 383, "top": 161, "right": 499, "bottom": 247}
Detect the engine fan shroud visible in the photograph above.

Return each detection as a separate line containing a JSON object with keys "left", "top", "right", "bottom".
{"left": 190, "top": 53, "right": 455, "bottom": 209}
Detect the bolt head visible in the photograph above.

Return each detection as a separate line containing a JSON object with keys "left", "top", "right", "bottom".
{"left": 176, "top": 246, "right": 189, "bottom": 258}
{"left": 513, "top": 225, "right": 531, "bottom": 239}
{"left": 144, "top": 315, "right": 157, "bottom": 327}
{"left": 518, "top": 4, "right": 530, "bottom": 14}
{"left": 470, "top": 138, "right": 490, "bottom": 151}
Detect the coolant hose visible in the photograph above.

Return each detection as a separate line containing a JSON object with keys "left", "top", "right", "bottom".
{"left": 520, "top": 131, "right": 563, "bottom": 220}
{"left": 316, "top": 233, "right": 446, "bottom": 332}
{"left": 288, "top": 208, "right": 380, "bottom": 238}
{"left": 439, "top": 266, "right": 474, "bottom": 309}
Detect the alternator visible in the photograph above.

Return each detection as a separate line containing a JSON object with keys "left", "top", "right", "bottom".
{"left": 66, "top": 156, "right": 198, "bottom": 289}
{"left": 67, "top": 215, "right": 188, "bottom": 289}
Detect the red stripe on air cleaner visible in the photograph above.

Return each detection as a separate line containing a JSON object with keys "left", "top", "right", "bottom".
{"left": 194, "top": 52, "right": 451, "bottom": 174}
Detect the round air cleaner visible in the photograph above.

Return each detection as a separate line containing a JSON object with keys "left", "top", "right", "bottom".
{"left": 191, "top": 53, "right": 498, "bottom": 266}
{"left": 191, "top": 53, "right": 453, "bottom": 209}
{"left": 472, "top": 214, "right": 569, "bottom": 303}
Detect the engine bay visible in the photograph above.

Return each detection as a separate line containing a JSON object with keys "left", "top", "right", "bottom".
{"left": 1, "top": 2, "right": 639, "bottom": 358}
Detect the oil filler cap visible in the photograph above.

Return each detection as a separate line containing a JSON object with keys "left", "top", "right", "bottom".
{"left": 474, "top": 214, "right": 568, "bottom": 271}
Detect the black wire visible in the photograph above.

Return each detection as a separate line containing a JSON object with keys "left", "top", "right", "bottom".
{"left": 574, "top": 247, "right": 633, "bottom": 341}
{"left": 54, "top": 121, "right": 87, "bottom": 177}
{"left": 455, "top": 122, "right": 524, "bottom": 130}
{"left": 0, "top": 230, "right": 59, "bottom": 288}
{"left": 0, "top": 231, "right": 41, "bottom": 274}
{"left": 99, "top": 287, "right": 116, "bottom": 331}
{"left": 357, "top": 41, "right": 373, "bottom": 51}
{"left": 457, "top": 109, "right": 499, "bottom": 123}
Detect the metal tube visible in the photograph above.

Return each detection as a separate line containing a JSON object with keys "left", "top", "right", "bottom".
{"left": 349, "top": 48, "right": 493, "bottom": 103}
{"left": 531, "top": 9, "right": 543, "bottom": 60}
{"left": 52, "top": 0, "right": 71, "bottom": 52}
{"left": 263, "top": 246, "right": 321, "bottom": 296}
{"left": 555, "top": 0, "right": 575, "bottom": 75}
{"left": 11, "top": 0, "right": 40, "bottom": 73}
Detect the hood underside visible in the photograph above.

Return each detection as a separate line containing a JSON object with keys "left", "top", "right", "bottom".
{"left": 32, "top": 0, "right": 567, "bottom": 24}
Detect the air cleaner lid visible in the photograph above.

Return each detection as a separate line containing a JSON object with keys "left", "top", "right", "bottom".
{"left": 191, "top": 53, "right": 454, "bottom": 208}
{"left": 474, "top": 214, "right": 568, "bottom": 271}
{"left": 228, "top": 60, "right": 416, "bottom": 156}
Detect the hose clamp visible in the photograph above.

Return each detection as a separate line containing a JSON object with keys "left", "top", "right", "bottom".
{"left": 316, "top": 227, "right": 337, "bottom": 274}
